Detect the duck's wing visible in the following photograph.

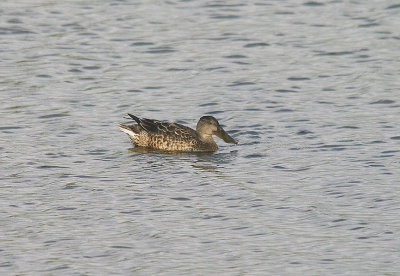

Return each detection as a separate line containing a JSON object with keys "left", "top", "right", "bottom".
{"left": 127, "top": 114, "right": 197, "bottom": 138}
{"left": 127, "top": 113, "right": 165, "bottom": 132}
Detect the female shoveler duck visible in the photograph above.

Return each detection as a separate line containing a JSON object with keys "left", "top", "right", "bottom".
{"left": 118, "top": 114, "right": 237, "bottom": 152}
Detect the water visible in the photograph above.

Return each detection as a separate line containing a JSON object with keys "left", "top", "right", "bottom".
{"left": 1, "top": 0, "right": 400, "bottom": 275}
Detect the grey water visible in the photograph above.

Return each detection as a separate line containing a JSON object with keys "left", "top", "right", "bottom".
{"left": 1, "top": 0, "right": 400, "bottom": 275}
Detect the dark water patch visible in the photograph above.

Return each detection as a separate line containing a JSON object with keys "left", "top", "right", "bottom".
{"left": 316, "top": 50, "right": 354, "bottom": 56}
{"left": 166, "top": 68, "right": 188, "bottom": 72}
{"left": 206, "top": 36, "right": 230, "bottom": 41}
{"left": 143, "top": 86, "right": 164, "bottom": 90}
{"left": 274, "top": 108, "right": 293, "bottom": 113}
{"left": 83, "top": 66, "right": 101, "bottom": 70}
{"left": 386, "top": 4, "right": 400, "bottom": 9}
{"left": 38, "top": 113, "right": 69, "bottom": 119}
{"left": 127, "top": 89, "right": 142, "bottom": 93}
{"left": 87, "top": 149, "right": 108, "bottom": 155}
{"left": 130, "top": 41, "right": 154, "bottom": 46}
{"left": 350, "top": 227, "right": 365, "bottom": 231}
{"left": 297, "top": 130, "right": 313, "bottom": 135}
{"left": 199, "top": 103, "right": 218, "bottom": 107}
{"left": 303, "top": 1, "right": 324, "bottom": 6}
{"left": 370, "top": 99, "right": 395, "bottom": 104}
{"left": 369, "top": 140, "right": 385, "bottom": 144}
{"left": 233, "top": 61, "right": 250, "bottom": 65}
{"left": 57, "top": 207, "right": 76, "bottom": 211}
{"left": 7, "top": 18, "right": 23, "bottom": 24}
{"left": 275, "top": 89, "right": 297, "bottom": 93}
{"left": 244, "top": 154, "right": 266, "bottom": 158}
{"left": 224, "top": 54, "right": 247, "bottom": 59}
{"left": 63, "top": 183, "right": 80, "bottom": 190}
{"left": 83, "top": 253, "right": 111, "bottom": 259}
{"left": 317, "top": 144, "right": 346, "bottom": 151}
{"left": 76, "top": 174, "right": 100, "bottom": 178}
{"left": 242, "top": 130, "right": 259, "bottom": 135}
{"left": 37, "top": 165, "right": 68, "bottom": 169}
{"left": 205, "top": 66, "right": 225, "bottom": 71}
{"left": 390, "top": 136, "right": 400, "bottom": 140}
{"left": 44, "top": 240, "right": 58, "bottom": 244}
{"left": 79, "top": 77, "right": 96, "bottom": 80}
{"left": 202, "top": 215, "right": 224, "bottom": 219}
{"left": 327, "top": 191, "right": 344, "bottom": 197}
{"left": 275, "top": 11, "right": 295, "bottom": 16}
{"left": 36, "top": 74, "right": 52, "bottom": 78}
{"left": 337, "top": 139, "right": 355, "bottom": 143}
{"left": 204, "top": 3, "right": 246, "bottom": 7}
{"left": 332, "top": 218, "right": 346, "bottom": 223}
{"left": 338, "top": 126, "right": 359, "bottom": 129}
{"left": 275, "top": 206, "right": 290, "bottom": 210}
{"left": 111, "top": 245, "right": 133, "bottom": 249}
{"left": 207, "top": 110, "right": 224, "bottom": 115}
{"left": 120, "top": 210, "right": 141, "bottom": 215}
{"left": 48, "top": 265, "right": 70, "bottom": 271}
{"left": 68, "top": 68, "right": 82, "bottom": 73}
{"left": 232, "top": 226, "right": 249, "bottom": 231}
{"left": 210, "top": 14, "right": 241, "bottom": 19}
{"left": 379, "top": 154, "right": 395, "bottom": 158}
{"left": 228, "top": 81, "right": 255, "bottom": 86}
{"left": 150, "top": 209, "right": 177, "bottom": 213}
{"left": 170, "top": 197, "right": 191, "bottom": 201}
{"left": 0, "top": 27, "right": 34, "bottom": 34}
{"left": 245, "top": 108, "right": 263, "bottom": 111}
{"left": 222, "top": 32, "right": 237, "bottom": 37}
{"left": 78, "top": 32, "right": 98, "bottom": 36}
{"left": 248, "top": 124, "right": 263, "bottom": 128}
{"left": 358, "top": 23, "right": 379, "bottom": 28}
{"left": 62, "top": 23, "right": 83, "bottom": 28}
{"left": 243, "top": 42, "right": 269, "bottom": 48}
{"left": 288, "top": 77, "right": 310, "bottom": 81}
{"left": 146, "top": 47, "right": 175, "bottom": 54}
{"left": 242, "top": 141, "right": 260, "bottom": 146}
{"left": 0, "top": 126, "right": 23, "bottom": 130}
{"left": 311, "top": 24, "right": 329, "bottom": 28}
{"left": 273, "top": 165, "right": 286, "bottom": 169}
{"left": 356, "top": 54, "right": 370, "bottom": 59}
{"left": 366, "top": 162, "right": 384, "bottom": 167}
{"left": 318, "top": 144, "right": 346, "bottom": 148}
{"left": 381, "top": 150, "right": 399, "bottom": 154}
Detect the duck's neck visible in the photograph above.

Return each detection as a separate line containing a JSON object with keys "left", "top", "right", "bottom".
{"left": 199, "top": 134, "right": 218, "bottom": 151}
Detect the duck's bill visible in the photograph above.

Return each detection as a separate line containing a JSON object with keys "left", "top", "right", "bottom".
{"left": 215, "top": 127, "right": 238, "bottom": 144}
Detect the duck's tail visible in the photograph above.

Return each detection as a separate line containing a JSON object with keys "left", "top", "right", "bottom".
{"left": 117, "top": 123, "right": 138, "bottom": 138}
{"left": 127, "top": 113, "right": 141, "bottom": 124}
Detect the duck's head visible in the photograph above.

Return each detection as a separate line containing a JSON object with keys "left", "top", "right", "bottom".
{"left": 196, "top": 116, "right": 237, "bottom": 144}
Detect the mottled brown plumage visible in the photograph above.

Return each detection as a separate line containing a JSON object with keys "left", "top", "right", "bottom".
{"left": 118, "top": 114, "right": 237, "bottom": 152}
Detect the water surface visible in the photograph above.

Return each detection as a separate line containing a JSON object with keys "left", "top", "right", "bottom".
{"left": 1, "top": 1, "right": 400, "bottom": 275}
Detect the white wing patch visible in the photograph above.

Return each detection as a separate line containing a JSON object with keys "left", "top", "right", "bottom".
{"left": 118, "top": 124, "right": 137, "bottom": 138}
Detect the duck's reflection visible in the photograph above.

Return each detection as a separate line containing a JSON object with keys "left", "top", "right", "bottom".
{"left": 127, "top": 147, "right": 238, "bottom": 173}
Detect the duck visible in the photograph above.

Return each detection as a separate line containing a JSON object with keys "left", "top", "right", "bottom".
{"left": 118, "top": 114, "right": 237, "bottom": 152}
